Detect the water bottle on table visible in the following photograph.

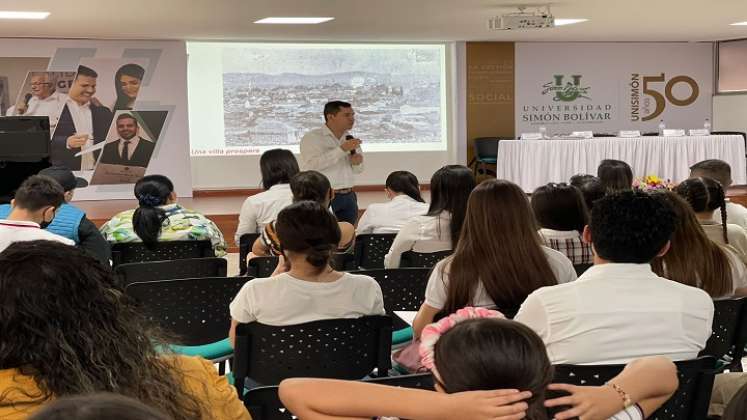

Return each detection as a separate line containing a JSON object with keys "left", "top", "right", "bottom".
{"left": 658, "top": 120, "right": 666, "bottom": 136}
{"left": 703, "top": 118, "right": 711, "bottom": 134}
{"left": 539, "top": 125, "right": 547, "bottom": 139}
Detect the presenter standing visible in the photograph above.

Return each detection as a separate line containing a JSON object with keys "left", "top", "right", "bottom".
{"left": 300, "top": 101, "right": 364, "bottom": 225}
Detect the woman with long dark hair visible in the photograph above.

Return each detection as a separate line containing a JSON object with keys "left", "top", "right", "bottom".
{"left": 675, "top": 177, "right": 747, "bottom": 259}
{"left": 597, "top": 159, "right": 633, "bottom": 192}
{"left": 0, "top": 241, "right": 248, "bottom": 420}
{"left": 235, "top": 149, "right": 299, "bottom": 242}
{"left": 384, "top": 165, "right": 475, "bottom": 268}
{"left": 357, "top": 171, "right": 428, "bottom": 234}
{"left": 532, "top": 183, "right": 592, "bottom": 265}
{"left": 113, "top": 64, "right": 145, "bottom": 110}
{"left": 100, "top": 175, "right": 226, "bottom": 256}
{"left": 412, "top": 179, "right": 576, "bottom": 336}
{"left": 651, "top": 191, "right": 747, "bottom": 298}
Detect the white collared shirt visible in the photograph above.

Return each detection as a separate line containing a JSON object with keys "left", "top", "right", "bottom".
{"left": 6, "top": 91, "right": 66, "bottom": 132}
{"left": 384, "top": 212, "right": 452, "bottom": 268}
{"left": 700, "top": 220, "right": 747, "bottom": 260}
{"left": 0, "top": 219, "right": 74, "bottom": 253}
{"left": 356, "top": 195, "right": 429, "bottom": 235}
{"left": 117, "top": 137, "right": 141, "bottom": 160}
{"left": 713, "top": 201, "right": 747, "bottom": 230}
{"left": 299, "top": 125, "right": 363, "bottom": 190}
{"left": 515, "top": 263, "right": 714, "bottom": 365}
{"left": 234, "top": 183, "right": 294, "bottom": 243}
{"left": 64, "top": 96, "right": 95, "bottom": 171}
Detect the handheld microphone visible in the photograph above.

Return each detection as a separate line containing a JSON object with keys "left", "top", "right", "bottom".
{"left": 346, "top": 134, "right": 357, "bottom": 155}
{"left": 24, "top": 93, "right": 32, "bottom": 105}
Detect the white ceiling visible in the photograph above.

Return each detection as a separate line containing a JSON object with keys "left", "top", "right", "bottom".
{"left": 1, "top": 0, "right": 747, "bottom": 42}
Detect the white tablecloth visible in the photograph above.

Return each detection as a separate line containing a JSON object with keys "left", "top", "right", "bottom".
{"left": 495, "top": 135, "right": 747, "bottom": 192}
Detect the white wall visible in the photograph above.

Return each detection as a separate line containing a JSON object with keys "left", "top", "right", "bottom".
{"left": 713, "top": 94, "right": 747, "bottom": 134}
{"left": 190, "top": 43, "right": 463, "bottom": 189}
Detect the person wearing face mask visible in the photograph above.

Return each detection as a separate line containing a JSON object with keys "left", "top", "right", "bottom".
{"left": 51, "top": 65, "right": 113, "bottom": 171}
{"left": 0, "top": 175, "right": 74, "bottom": 253}
{"left": 99, "top": 113, "right": 156, "bottom": 167}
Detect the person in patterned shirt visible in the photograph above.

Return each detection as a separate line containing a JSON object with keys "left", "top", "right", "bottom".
{"left": 100, "top": 175, "right": 226, "bottom": 256}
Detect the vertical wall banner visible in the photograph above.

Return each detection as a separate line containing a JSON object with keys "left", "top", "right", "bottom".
{"left": 515, "top": 43, "right": 713, "bottom": 136}
{"left": 466, "top": 42, "right": 515, "bottom": 165}
{"left": 0, "top": 39, "right": 191, "bottom": 199}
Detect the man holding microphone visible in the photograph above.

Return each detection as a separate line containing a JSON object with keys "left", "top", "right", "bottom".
{"left": 299, "top": 101, "right": 363, "bottom": 225}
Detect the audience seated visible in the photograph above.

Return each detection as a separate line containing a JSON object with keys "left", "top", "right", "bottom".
{"left": 356, "top": 171, "right": 428, "bottom": 234}
{"left": 597, "top": 159, "right": 633, "bottom": 192}
{"left": 515, "top": 190, "right": 714, "bottom": 364}
{"left": 100, "top": 175, "right": 227, "bottom": 256}
{"left": 569, "top": 173, "right": 606, "bottom": 211}
{"left": 280, "top": 308, "right": 678, "bottom": 420}
{"left": 676, "top": 177, "right": 747, "bottom": 260}
{"left": 0, "top": 175, "right": 74, "bottom": 253}
{"left": 689, "top": 159, "right": 747, "bottom": 229}
{"left": 29, "top": 393, "right": 169, "bottom": 420}
{"left": 651, "top": 191, "right": 747, "bottom": 298}
{"left": 384, "top": 165, "right": 475, "bottom": 268}
{"left": 412, "top": 179, "right": 576, "bottom": 337}
{"left": 0, "top": 241, "right": 248, "bottom": 420}
{"left": 234, "top": 149, "right": 298, "bottom": 243}
{"left": 710, "top": 373, "right": 747, "bottom": 418}
{"left": 0, "top": 167, "right": 110, "bottom": 265}
{"left": 532, "top": 182, "right": 593, "bottom": 265}
{"left": 252, "top": 170, "right": 355, "bottom": 257}
{"left": 230, "top": 201, "right": 384, "bottom": 339}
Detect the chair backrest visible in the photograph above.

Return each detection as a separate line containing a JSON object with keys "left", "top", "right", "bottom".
{"left": 473, "top": 137, "right": 500, "bottom": 160}
{"left": 239, "top": 233, "right": 260, "bottom": 276}
{"left": 550, "top": 357, "right": 716, "bottom": 420}
{"left": 354, "top": 233, "right": 397, "bottom": 269}
{"left": 114, "top": 257, "right": 227, "bottom": 287}
{"left": 350, "top": 268, "right": 431, "bottom": 327}
{"left": 701, "top": 297, "right": 747, "bottom": 370}
{"left": 330, "top": 252, "right": 356, "bottom": 271}
{"left": 233, "top": 315, "right": 392, "bottom": 390}
{"left": 243, "top": 373, "right": 433, "bottom": 420}
{"left": 248, "top": 256, "right": 280, "bottom": 278}
{"left": 400, "top": 250, "right": 452, "bottom": 268}
{"left": 573, "top": 263, "right": 592, "bottom": 276}
{"left": 125, "top": 276, "right": 248, "bottom": 346}
{"left": 111, "top": 240, "right": 213, "bottom": 267}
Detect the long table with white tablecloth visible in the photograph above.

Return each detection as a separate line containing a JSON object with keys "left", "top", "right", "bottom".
{"left": 494, "top": 135, "right": 747, "bottom": 192}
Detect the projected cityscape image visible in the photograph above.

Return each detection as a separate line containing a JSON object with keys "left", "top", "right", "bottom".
{"left": 221, "top": 45, "right": 444, "bottom": 148}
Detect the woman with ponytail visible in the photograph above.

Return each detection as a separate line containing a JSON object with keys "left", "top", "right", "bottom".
{"left": 675, "top": 177, "right": 747, "bottom": 260}
{"left": 356, "top": 171, "right": 429, "bottom": 234}
{"left": 100, "top": 175, "right": 226, "bottom": 256}
{"left": 229, "top": 201, "right": 384, "bottom": 342}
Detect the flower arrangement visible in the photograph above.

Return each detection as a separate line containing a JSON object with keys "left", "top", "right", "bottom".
{"left": 632, "top": 175, "right": 675, "bottom": 191}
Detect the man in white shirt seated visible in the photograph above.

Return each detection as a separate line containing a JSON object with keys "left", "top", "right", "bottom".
{"left": 515, "top": 190, "right": 714, "bottom": 365}
{"left": 690, "top": 159, "right": 747, "bottom": 229}
{"left": 299, "top": 101, "right": 363, "bottom": 225}
{"left": 0, "top": 175, "right": 75, "bottom": 253}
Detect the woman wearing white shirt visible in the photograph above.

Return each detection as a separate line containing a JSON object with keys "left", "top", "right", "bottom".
{"left": 412, "top": 179, "right": 577, "bottom": 338}
{"left": 356, "top": 171, "right": 428, "bottom": 234}
{"left": 383, "top": 165, "right": 475, "bottom": 268}
{"left": 229, "top": 201, "right": 384, "bottom": 336}
{"left": 652, "top": 191, "right": 747, "bottom": 298}
{"left": 234, "top": 149, "right": 298, "bottom": 244}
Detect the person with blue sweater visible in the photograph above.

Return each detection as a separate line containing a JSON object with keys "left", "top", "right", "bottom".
{"left": 0, "top": 166, "right": 110, "bottom": 265}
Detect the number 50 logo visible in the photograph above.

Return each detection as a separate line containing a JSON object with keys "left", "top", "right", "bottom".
{"left": 642, "top": 74, "right": 699, "bottom": 121}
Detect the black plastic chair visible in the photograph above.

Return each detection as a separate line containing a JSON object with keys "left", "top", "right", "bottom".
{"left": 125, "top": 276, "right": 249, "bottom": 374}
{"left": 400, "top": 250, "right": 452, "bottom": 268}
{"left": 243, "top": 373, "right": 433, "bottom": 420}
{"left": 239, "top": 233, "right": 260, "bottom": 276}
{"left": 114, "top": 257, "right": 227, "bottom": 287}
{"left": 354, "top": 233, "right": 397, "bottom": 269}
{"left": 550, "top": 357, "right": 716, "bottom": 420}
{"left": 700, "top": 297, "right": 747, "bottom": 372}
{"left": 233, "top": 315, "right": 392, "bottom": 391}
{"left": 248, "top": 256, "right": 280, "bottom": 278}
{"left": 110, "top": 240, "right": 213, "bottom": 267}
{"left": 470, "top": 137, "right": 500, "bottom": 177}
{"left": 573, "top": 263, "right": 592, "bottom": 276}
{"left": 350, "top": 268, "right": 431, "bottom": 330}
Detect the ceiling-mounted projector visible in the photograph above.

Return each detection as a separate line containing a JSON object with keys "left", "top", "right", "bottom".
{"left": 489, "top": 5, "right": 554, "bottom": 30}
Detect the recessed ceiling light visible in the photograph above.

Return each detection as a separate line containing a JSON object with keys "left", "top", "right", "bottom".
{"left": 254, "top": 17, "right": 334, "bottom": 25}
{"left": 554, "top": 18, "right": 588, "bottom": 26}
{"left": 730, "top": 21, "right": 747, "bottom": 26}
{"left": 0, "top": 11, "right": 50, "bottom": 20}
